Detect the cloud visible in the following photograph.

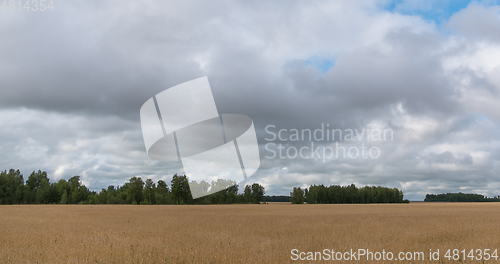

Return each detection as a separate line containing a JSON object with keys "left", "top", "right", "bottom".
{"left": 0, "top": 0, "right": 499, "bottom": 200}
{"left": 0, "top": 108, "right": 179, "bottom": 190}
{"left": 448, "top": 3, "right": 500, "bottom": 42}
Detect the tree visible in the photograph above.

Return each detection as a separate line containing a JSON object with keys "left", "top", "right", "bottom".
{"left": 55, "top": 179, "right": 69, "bottom": 202}
{"left": 251, "top": 183, "right": 265, "bottom": 204}
{"left": 0, "top": 169, "right": 270, "bottom": 205}
{"left": 155, "top": 180, "right": 171, "bottom": 204}
{"left": 67, "top": 176, "right": 90, "bottom": 204}
{"left": 225, "top": 185, "right": 238, "bottom": 203}
{"left": 297, "top": 184, "right": 406, "bottom": 204}
{"left": 26, "top": 170, "right": 50, "bottom": 204}
{"left": 126, "top": 177, "right": 144, "bottom": 204}
{"left": 47, "top": 184, "right": 60, "bottom": 204}
{"left": 171, "top": 175, "right": 191, "bottom": 204}
{"left": 0, "top": 169, "right": 24, "bottom": 204}
{"left": 243, "top": 185, "right": 252, "bottom": 203}
{"left": 144, "top": 178, "right": 156, "bottom": 204}
{"left": 290, "top": 187, "right": 305, "bottom": 204}
{"left": 60, "top": 190, "right": 68, "bottom": 204}
{"left": 424, "top": 193, "right": 500, "bottom": 202}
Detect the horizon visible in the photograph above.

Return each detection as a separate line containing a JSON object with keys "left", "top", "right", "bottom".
{"left": 2, "top": 168, "right": 500, "bottom": 202}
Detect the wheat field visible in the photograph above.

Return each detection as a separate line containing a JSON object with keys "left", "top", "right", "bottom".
{"left": 1, "top": 203, "right": 500, "bottom": 263}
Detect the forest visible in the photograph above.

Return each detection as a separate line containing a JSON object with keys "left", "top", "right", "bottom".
{"left": 9, "top": 169, "right": 500, "bottom": 205}
{"left": 290, "top": 184, "right": 408, "bottom": 204}
{"left": 425, "top": 193, "right": 500, "bottom": 202}
{"left": 0, "top": 169, "right": 265, "bottom": 204}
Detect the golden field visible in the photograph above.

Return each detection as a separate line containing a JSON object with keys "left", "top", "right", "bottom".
{"left": 1, "top": 203, "right": 500, "bottom": 264}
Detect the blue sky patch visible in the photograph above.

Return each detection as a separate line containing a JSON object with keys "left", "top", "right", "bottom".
{"left": 302, "top": 56, "right": 336, "bottom": 73}
{"left": 384, "top": 0, "right": 473, "bottom": 23}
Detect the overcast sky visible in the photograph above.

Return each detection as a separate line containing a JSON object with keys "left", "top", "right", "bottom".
{"left": 1, "top": 0, "right": 500, "bottom": 200}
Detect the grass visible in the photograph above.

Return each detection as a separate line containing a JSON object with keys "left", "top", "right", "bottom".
{"left": 1, "top": 203, "right": 500, "bottom": 263}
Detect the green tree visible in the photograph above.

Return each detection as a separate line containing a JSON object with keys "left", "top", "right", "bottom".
{"left": 290, "top": 187, "right": 305, "bottom": 204}
{"left": 155, "top": 180, "right": 171, "bottom": 204}
{"left": 298, "top": 184, "right": 406, "bottom": 204}
{"left": 60, "top": 190, "right": 68, "bottom": 204}
{"left": 67, "top": 176, "right": 90, "bottom": 204}
{"left": 144, "top": 178, "right": 156, "bottom": 204}
{"left": 243, "top": 185, "right": 252, "bottom": 203}
{"left": 26, "top": 170, "right": 50, "bottom": 204}
{"left": 0, "top": 169, "right": 273, "bottom": 205}
{"left": 126, "top": 177, "right": 144, "bottom": 204}
{"left": 0, "top": 169, "right": 25, "bottom": 204}
{"left": 171, "top": 175, "right": 191, "bottom": 204}
{"left": 251, "top": 183, "right": 265, "bottom": 204}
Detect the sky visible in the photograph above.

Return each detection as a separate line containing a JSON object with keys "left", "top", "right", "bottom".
{"left": 1, "top": 0, "right": 500, "bottom": 200}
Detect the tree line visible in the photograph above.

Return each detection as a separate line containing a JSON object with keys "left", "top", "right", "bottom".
{"left": 290, "top": 184, "right": 408, "bottom": 204}
{"left": 263, "top": 195, "right": 290, "bottom": 202}
{"left": 425, "top": 193, "right": 500, "bottom": 202}
{"left": 0, "top": 169, "right": 265, "bottom": 205}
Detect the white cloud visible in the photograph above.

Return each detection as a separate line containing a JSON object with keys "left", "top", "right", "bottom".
{"left": 1, "top": 0, "right": 500, "bottom": 200}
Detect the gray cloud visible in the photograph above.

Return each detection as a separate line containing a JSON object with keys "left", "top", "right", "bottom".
{"left": 0, "top": 0, "right": 499, "bottom": 200}
{"left": 448, "top": 3, "right": 500, "bottom": 43}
